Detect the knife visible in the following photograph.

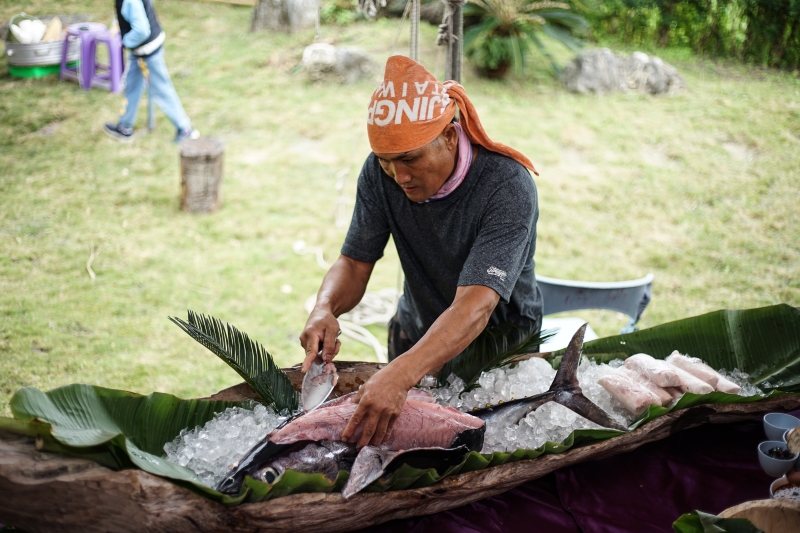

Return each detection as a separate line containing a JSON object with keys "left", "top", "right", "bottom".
{"left": 301, "top": 353, "right": 337, "bottom": 412}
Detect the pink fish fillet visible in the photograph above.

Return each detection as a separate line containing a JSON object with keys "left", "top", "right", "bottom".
{"left": 598, "top": 372, "right": 662, "bottom": 416}
{"left": 270, "top": 393, "right": 483, "bottom": 450}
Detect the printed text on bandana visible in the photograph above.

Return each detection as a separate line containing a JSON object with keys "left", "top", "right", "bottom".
{"left": 367, "top": 81, "right": 449, "bottom": 126}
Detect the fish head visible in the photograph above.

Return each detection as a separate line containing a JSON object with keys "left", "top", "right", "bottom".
{"left": 214, "top": 438, "right": 294, "bottom": 494}
{"left": 253, "top": 440, "right": 356, "bottom": 484}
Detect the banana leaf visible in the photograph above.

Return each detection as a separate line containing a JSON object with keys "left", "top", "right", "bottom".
{"left": 672, "top": 510, "right": 763, "bottom": 533}
{"left": 0, "top": 383, "right": 783, "bottom": 503}
{"left": 551, "top": 304, "right": 800, "bottom": 392}
{"left": 2, "top": 304, "right": 799, "bottom": 503}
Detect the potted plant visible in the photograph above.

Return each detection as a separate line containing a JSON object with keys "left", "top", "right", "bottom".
{"left": 463, "top": 0, "right": 589, "bottom": 78}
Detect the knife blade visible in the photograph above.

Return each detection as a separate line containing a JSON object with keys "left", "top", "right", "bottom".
{"left": 301, "top": 354, "right": 337, "bottom": 412}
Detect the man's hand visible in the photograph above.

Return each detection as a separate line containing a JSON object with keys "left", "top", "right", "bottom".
{"left": 299, "top": 308, "right": 341, "bottom": 372}
{"left": 297, "top": 255, "right": 375, "bottom": 373}
{"left": 340, "top": 285, "right": 500, "bottom": 447}
{"left": 340, "top": 365, "right": 415, "bottom": 447}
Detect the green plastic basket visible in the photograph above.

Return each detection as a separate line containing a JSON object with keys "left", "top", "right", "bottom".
{"left": 8, "top": 61, "right": 78, "bottom": 79}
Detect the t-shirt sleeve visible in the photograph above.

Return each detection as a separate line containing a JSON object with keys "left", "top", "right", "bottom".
{"left": 340, "top": 158, "right": 391, "bottom": 264}
{"left": 457, "top": 175, "right": 537, "bottom": 302}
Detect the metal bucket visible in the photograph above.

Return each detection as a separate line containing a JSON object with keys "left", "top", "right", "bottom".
{"left": 4, "top": 38, "right": 79, "bottom": 67}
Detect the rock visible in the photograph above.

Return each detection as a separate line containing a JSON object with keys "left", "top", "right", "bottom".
{"left": 302, "top": 43, "right": 376, "bottom": 84}
{"left": 622, "top": 51, "right": 685, "bottom": 95}
{"left": 562, "top": 48, "right": 685, "bottom": 96}
{"left": 251, "top": 0, "right": 318, "bottom": 33}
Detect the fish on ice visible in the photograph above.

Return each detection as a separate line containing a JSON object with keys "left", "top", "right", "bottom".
{"left": 216, "top": 324, "right": 626, "bottom": 498}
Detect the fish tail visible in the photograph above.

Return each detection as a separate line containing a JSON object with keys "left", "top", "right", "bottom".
{"left": 554, "top": 390, "right": 627, "bottom": 431}
{"left": 548, "top": 323, "right": 586, "bottom": 392}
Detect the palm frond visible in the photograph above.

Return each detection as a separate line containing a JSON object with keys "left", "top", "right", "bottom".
{"left": 527, "top": 30, "right": 562, "bottom": 74}
{"left": 438, "top": 323, "right": 556, "bottom": 391}
{"left": 169, "top": 311, "right": 299, "bottom": 412}
{"left": 539, "top": 22, "right": 585, "bottom": 52}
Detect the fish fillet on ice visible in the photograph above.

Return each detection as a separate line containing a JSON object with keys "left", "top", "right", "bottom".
{"left": 665, "top": 362, "right": 714, "bottom": 395}
{"left": 624, "top": 353, "right": 682, "bottom": 388}
{"left": 665, "top": 351, "right": 741, "bottom": 393}
{"left": 598, "top": 372, "right": 662, "bottom": 416}
{"left": 617, "top": 367, "right": 674, "bottom": 406}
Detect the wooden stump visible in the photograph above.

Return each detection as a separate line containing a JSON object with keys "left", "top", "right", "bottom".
{"left": 179, "top": 137, "right": 224, "bottom": 213}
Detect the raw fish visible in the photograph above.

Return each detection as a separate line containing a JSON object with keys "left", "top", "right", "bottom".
{"left": 617, "top": 367, "right": 674, "bottom": 406}
{"left": 666, "top": 351, "right": 741, "bottom": 394}
{"left": 216, "top": 324, "right": 626, "bottom": 498}
{"left": 665, "top": 363, "right": 714, "bottom": 394}
{"left": 624, "top": 353, "right": 682, "bottom": 388}
{"left": 598, "top": 372, "right": 662, "bottom": 416}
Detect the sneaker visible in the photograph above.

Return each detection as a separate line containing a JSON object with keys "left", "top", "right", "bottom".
{"left": 104, "top": 123, "right": 134, "bottom": 142}
{"left": 174, "top": 127, "right": 200, "bottom": 143}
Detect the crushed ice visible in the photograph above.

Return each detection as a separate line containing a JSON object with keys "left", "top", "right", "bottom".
{"left": 163, "top": 403, "right": 288, "bottom": 488}
{"left": 422, "top": 356, "right": 763, "bottom": 454}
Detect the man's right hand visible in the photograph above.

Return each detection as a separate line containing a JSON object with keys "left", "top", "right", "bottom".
{"left": 297, "top": 254, "right": 375, "bottom": 373}
{"left": 299, "top": 308, "right": 342, "bottom": 373}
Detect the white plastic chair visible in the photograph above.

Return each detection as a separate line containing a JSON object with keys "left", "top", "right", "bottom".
{"left": 537, "top": 273, "right": 654, "bottom": 352}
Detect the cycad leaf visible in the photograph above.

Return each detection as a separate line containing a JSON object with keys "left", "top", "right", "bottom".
{"left": 438, "top": 323, "right": 556, "bottom": 389}
{"left": 169, "top": 311, "right": 299, "bottom": 412}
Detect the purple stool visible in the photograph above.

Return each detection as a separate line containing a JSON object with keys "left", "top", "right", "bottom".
{"left": 87, "top": 32, "right": 124, "bottom": 93}
{"left": 59, "top": 23, "right": 107, "bottom": 90}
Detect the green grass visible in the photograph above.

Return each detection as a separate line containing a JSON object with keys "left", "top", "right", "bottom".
{"left": 1, "top": 0, "right": 799, "bottom": 417}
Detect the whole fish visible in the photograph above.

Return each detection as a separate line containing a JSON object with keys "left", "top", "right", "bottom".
{"left": 217, "top": 324, "right": 626, "bottom": 498}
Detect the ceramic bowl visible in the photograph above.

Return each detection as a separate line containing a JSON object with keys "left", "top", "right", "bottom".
{"left": 771, "top": 475, "right": 789, "bottom": 498}
{"left": 763, "top": 413, "right": 800, "bottom": 441}
{"left": 758, "top": 441, "right": 799, "bottom": 478}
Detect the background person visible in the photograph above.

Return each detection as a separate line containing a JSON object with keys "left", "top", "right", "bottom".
{"left": 299, "top": 56, "right": 543, "bottom": 448}
{"left": 104, "top": 0, "right": 198, "bottom": 143}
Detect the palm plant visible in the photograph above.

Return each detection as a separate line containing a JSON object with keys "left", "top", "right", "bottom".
{"left": 463, "top": 0, "right": 590, "bottom": 77}
{"left": 170, "top": 311, "right": 299, "bottom": 412}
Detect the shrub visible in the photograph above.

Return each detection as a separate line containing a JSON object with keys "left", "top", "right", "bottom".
{"left": 586, "top": 0, "right": 800, "bottom": 70}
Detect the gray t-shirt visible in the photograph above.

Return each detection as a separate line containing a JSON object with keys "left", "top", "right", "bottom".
{"left": 341, "top": 148, "right": 543, "bottom": 343}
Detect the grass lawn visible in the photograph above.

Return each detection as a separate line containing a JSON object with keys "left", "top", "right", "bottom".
{"left": 1, "top": 0, "right": 799, "bottom": 417}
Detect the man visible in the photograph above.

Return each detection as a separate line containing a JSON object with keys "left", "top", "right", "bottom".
{"left": 299, "top": 56, "right": 543, "bottom": 448}
{"left": 104, "top": 0, "right": 198, "bottom": 143}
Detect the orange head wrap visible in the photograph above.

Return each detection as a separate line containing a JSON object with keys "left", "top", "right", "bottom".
{"left": 366, "top": 55, "right": 537, "bottom": 175}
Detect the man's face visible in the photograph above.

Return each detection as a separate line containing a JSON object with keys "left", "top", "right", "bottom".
{"left": 374, "top": 124, "right": 459, "bottom": 203}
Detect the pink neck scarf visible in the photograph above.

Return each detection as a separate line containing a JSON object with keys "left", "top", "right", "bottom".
{"left": 425, "top": 122, "right": 473, "bottom": 203}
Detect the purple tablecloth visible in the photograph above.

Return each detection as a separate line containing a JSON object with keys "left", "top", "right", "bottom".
{"left": 360, "top": 413, "right": 783, "bottom": 533}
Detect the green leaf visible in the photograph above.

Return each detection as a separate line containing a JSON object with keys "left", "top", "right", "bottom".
{"left": 8, "top": 384, "right": 246, "bottom": 504}
{"left": 170, "top": 311, "right": 299, "bottom": 412}
{"left": 672, "top": 510, "right": 764, "bottom": 533}
{"left": 438, "top": 323, "right": 556, "bottom": 389}
{"left": 560, "top": 304, "right": 800, "bottom": 392}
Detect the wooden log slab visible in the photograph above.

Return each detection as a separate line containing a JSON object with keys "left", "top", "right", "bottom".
{"left": 180, "top": 137, "right": 224, "bottom": 213}
{"left": 719, "top": 499, "right": 800, "bottom": 532}
{"left": 2, "top": 394, "right": 800, "bottom": 533}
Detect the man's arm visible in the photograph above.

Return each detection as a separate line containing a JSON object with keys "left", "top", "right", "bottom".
{"left": 340, "top": 284, "right": 500, "bottom": 447}
{"left": 299, "top": 254, "right": 374, "bottom": 372}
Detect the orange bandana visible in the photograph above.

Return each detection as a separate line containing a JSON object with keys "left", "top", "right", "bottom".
{"left": 366, "top": 56, "right": 538, "bottom": 175}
